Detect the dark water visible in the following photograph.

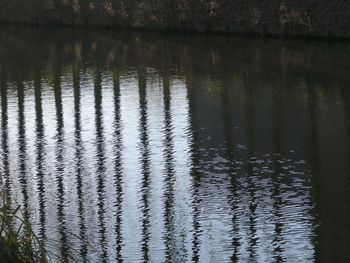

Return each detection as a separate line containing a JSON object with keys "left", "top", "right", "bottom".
{"left": 0, "top": 26, "right": 350, "bottom": 262}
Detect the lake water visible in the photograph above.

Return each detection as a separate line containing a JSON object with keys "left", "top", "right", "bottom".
{"left": 0, "top": 26, "right": 349, "bottom": 262}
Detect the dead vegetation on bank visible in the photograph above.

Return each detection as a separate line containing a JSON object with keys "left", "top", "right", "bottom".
{"left": 0, "top": 1, "right": 349, "bottom": 38}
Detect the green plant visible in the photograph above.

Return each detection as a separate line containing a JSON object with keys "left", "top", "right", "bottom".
{"left": 0, "top": 194, "right": 96, "bottom": 262}
{"left": 0, "top": 196, "right": 48, "bottom": 263}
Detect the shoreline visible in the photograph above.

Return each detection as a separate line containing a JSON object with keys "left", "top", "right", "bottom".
{"left": 1, "top": 22, "right": 350, "bottom": 42}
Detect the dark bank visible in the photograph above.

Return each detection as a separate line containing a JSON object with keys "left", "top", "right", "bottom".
{"left": 0, "top": 0, "right": 350, "bottom": 38}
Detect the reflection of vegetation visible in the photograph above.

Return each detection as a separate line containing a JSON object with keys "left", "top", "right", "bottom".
{"left": 2, "top": 26, "right": 349, "bottom": 90}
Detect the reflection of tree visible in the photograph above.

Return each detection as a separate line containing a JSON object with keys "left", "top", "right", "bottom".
{"left": 243, "top": 74, "right": 258, "bottom": 261}
{"left": 93, "top": 69, "right": 108, "bottom": 261}
{"left": 53, "top": 57, "right": 68, "bottom": 262}
{"left": 73, "top": 62, "right": 88, "bottom": 262}
{"left": 17, "top": 81, "right": 29, "bottom": 220}
{"left": 186, "top": 73, "right": 201, "bottom": 262}
{"left": 137, "top": 67, "right": 151, "bottom": 262}
{"left": 1, "top": 27, "right": 349, "bottom": 91}
{"left": 305, "top": 81, "right": 321, "bottom": 262}
{"left": 34, "top": 67, "right": 47, "bottom": 243}
{"left": 162, "top": 72, "right": 176, "bottom": 262}
{"left": 220, "top": 73, "right": 240, "bottom": 262}
{"left": 271, "top": 79, "right": 284, "bottom": 262}
{"left": 112, "top": 70, "right": 123, "bottom": 262}
{"left": 0, "top": 65, "right": 11, "bottom": 201}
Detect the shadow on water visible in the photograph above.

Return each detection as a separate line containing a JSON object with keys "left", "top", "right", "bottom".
{"left": 0, "top": 26, "right": 349, "bottom": 262}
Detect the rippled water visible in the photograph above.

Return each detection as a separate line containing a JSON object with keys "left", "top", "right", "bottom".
{"left": 0, "top": 26, "right": 350, "bottom": 262}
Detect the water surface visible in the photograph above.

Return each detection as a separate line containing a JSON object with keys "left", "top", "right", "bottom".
{"left": 0, "top": 26, "right": 350, "bottom": 262}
